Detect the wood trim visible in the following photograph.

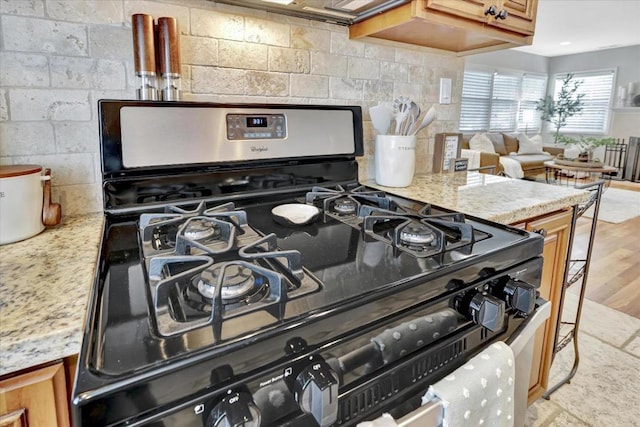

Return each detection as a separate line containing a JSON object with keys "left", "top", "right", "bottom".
{"left": 64, "top": 355, "right": 78, "bottom": 406}
{"left": 0, "top": 363, "right": 70, "bottom": 427}
{"left": 0, "top": 409, "right": 27, "bottom": 427}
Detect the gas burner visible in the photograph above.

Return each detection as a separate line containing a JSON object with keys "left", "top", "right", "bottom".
{"left": 363, "top": 212, "right": 475, "bottom": 258}
{"left": 147, "top": 234, "right": 321, "bottom": 338}
{"left": 183, "top": 218, "right": 220, "bottom": 241}
{"left": 139, "top": 202, "right": 251, "bottom": 258}
{"left": 174, "top": 217, "right": 235, "bottom": 256}
{"left": 196, "top": 264, "right": 265, "bottom": 302}
{"left": 333, "top": 197, "right": 358, "bottom": 215}
{"left": 305, "top": 184, "right": 397, "bottom": 215}
{"left": 399, "top": 223, "right": 437, "bottom": 246}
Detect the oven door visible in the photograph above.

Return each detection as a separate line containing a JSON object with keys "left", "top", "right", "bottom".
{"left": 374, "top": 300, "right": 551, "bottom": 427}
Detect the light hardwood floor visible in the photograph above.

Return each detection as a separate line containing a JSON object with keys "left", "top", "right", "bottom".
{"left": 568, "top": 180, "right": 640, "bottom": 319}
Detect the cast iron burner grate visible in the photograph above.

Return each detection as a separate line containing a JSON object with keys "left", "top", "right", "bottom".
{"left": 360, "top": 205, "right": 475, "bottom": 258}
{"left": 139, "top": 201, "right": 251, "bottom": 258}
{"left": 305, "top": 184, "right": 397, "bottom": 216}
{"left": 148, "top": 233, "right": 319, "bottom": 339}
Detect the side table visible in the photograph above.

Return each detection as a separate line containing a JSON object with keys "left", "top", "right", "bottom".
{"left": 544, "top": 160, "right": 617, "bottom": 187}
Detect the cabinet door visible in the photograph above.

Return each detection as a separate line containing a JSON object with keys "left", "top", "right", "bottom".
{"left": 425, "top": 0, "right": 489, "bottom": 23}
{"left": 0, "top": 363, "right": 70, "bottom": 427}
{"left": 525, "top": 209, "right": 572, "bottom": 404}
{"left": 491, "top": 0, "right": 538, "bottom": 35}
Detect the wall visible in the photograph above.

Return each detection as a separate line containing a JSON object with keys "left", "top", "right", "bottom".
{"left": 548, "top": 45, "right": 640, "bottom": 93}
{"left": 465, "top": 49, "right": 549, "bottom": 75}
{"left": 0, "top": 0, "right": 464, "bottom": 216}
{"left": 548, "top": 45, "right": 640, "bottom": 141}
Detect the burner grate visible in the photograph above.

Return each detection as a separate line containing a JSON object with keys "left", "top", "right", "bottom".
{"left": 361, "top": 207, "right": 475, "bottom": 258}
{"left": 139, "top": 202, "right": 250, "bottom": 257}
{"left": 305, "top": 184, "right": 396, "bottom": 216}
{"left": 147, "top": 233, "right": 320, "bottom": 339}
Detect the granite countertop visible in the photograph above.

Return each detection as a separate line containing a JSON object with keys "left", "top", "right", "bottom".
{"left": 0, "top": 213, "right": 103, "bottom": 376}
{"left": 363, "top": 172, "right": 591, "bottom": 224}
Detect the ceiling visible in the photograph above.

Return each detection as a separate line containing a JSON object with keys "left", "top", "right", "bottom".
{"left": 513, "top": 0, "right": 640, "bottom": 57}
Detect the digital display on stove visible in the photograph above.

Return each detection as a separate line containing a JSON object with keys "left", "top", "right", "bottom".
{"left": 226, "top": 113, "right": 286, "bottom": 141}
{"left": 246, "top": 117, "right": 268, "bottom": 127}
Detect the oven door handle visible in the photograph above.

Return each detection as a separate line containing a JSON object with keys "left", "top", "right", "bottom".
{"left": 337, "top": 308, "right": 460, "bottom": 375}
{"left": 396, "top": 399, "right": 443, "bottom": 427}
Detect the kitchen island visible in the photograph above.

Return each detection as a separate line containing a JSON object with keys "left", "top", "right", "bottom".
{"left": 362, "top": 172, "right": 590, "bottom": 225}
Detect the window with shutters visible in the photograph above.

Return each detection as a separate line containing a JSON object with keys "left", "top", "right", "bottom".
{"left": 551, "top": 70, "right": 615, "bottom": 134}
{"left": 460, "top": 68, "right": 547, "bottom": 133}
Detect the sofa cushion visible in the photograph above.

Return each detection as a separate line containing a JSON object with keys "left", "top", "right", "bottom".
{"left": 484, "top": 133, "right": 507, "bottom": 155}
{"left": 517, "top": 133, "right": 545, "bottom": 154}
{"left": 469, "top": 133, "right": 496, "bottom": 153}
{"left": 502, "top": 133, "right": 519, "bottom": 154}
{"left": 509, "top": 153, "right": 554, "bottom": 170}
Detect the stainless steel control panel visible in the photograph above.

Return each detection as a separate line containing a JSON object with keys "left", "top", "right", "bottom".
{"left": 226, "top": 114, "right": 286, "bottom": 140}
{"left": 120, "top": 106, "right": 357, "bottom": 168}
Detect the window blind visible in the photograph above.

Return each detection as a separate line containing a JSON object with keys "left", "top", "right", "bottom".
{"left": 518, "top": 75, "right": 547, "bottom": 133}
{"left": 460, "top": 69, "right": 547, "bottom": 133}
{"left": 460, "top": 71, "right": 492, "bottom": 131}
{"left": 552, "top": 70, "right": 615, "bottom": 133}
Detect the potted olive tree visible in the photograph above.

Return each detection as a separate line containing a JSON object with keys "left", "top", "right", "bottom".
{"left": 536, "top": 74, "right": 584, "bottom": 144}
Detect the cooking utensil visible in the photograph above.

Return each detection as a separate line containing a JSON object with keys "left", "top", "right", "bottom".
{"left": 411, "top": 105, "right": 437, "bottom": 135}
{"left": 0, "top": 165, "right": 62, "bottom": 245}
{"left": 406, "top": 101, "right": 420, "bottom": 135}
{"left": 393, "top": 96, "right": 412, "bottom": 135}
{"left": 369, "top": 105, "right": 392, "bottom": 135}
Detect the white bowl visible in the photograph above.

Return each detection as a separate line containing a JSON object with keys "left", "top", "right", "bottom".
{"left": 271, "top": 204, "right": 320, "bottom": 226}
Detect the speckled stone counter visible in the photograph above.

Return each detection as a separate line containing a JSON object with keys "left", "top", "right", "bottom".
{"left": 0, "top": 213, "right": 103, "bottom": 376}
{"left": 363, "top": 172, "right": 590, "bottom": 224}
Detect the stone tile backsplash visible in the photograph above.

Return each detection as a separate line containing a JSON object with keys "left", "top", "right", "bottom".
{"left": 0, "top": 0, "right": 463, "bottom": 215}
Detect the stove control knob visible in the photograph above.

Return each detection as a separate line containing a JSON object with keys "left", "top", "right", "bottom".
{"left": 468, "top": 292, "right": 505, "bottom": 332}
{"left": 206, "top": 392, "right": 261, "bottom": 427}
{"left": 503, "top": 278, "right": 536, "bottom": 315}
{"left": 294, "top": 359, "right": 339, "bottom": 427}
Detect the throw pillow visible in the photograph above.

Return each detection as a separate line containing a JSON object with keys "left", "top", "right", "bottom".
{"left": 517, "top": 133, "right": 544, "bottom": 154}
{"left": 502, "top": 133, "right": 519, "bottom": 154}
{"left": 484, "top": 133, "right": 507, "bottom": 155}
{"left": 468, "top": 133, "right": 496, "bottom": 154}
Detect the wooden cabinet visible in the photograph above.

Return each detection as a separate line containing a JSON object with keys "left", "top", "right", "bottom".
{"left": 425, "top": 0, "right": 489, "bottom": 23}
{"left": 520, "top": 209, "right": 573, "bottom": 404}
{"left": 494, "top": 0, "right": 537, "bottom": 35}
{"left": 350, "top": 0, "right": 538, "bottom": 55}
{"left": 0, "top": 363, "right": 70, "bottom": 427}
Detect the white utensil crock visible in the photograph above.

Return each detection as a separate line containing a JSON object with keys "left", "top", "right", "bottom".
{"left": 0, "top": 165, "right": 59, "bottom": 245}
{"left": 374, "top": 135, "right": 416, "bottom": 187}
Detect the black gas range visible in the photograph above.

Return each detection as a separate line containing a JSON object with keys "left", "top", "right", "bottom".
{"left": 72, "top": 101, "right": 544, "bottom": 427}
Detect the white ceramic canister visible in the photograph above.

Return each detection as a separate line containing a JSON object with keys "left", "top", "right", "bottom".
{"left": 0, "top": 165, "right": 61, "bottom": 245}
{"left": 374, "top": 135, "right": 416, "bottom": 187}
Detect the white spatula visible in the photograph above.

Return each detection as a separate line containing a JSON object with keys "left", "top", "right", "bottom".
{"left": 369, "top": 105, "right": 392, "bottom": 135}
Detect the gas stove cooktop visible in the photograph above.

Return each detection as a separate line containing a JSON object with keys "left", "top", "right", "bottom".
{"left": 89, "top": 182, "right": 533, "bottom": 379}
{"left": 73, "top": 101, "right": 544, "bottom": 427}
